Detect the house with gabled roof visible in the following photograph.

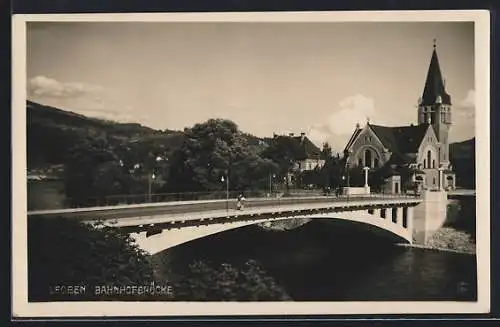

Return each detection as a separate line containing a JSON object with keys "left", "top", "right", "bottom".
{"left": 272, "top": 132, "right": 325, "bottom": 172}
{"left": 343, "top": 41, "right": 456, "bottom": 193}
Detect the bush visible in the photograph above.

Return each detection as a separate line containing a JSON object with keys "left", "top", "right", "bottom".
{"left": 171, "top": 260, "right": 291, "bottom": 301}
{"left": 28, "top": 217, "right": 156, "bottom": 301}
{"left": 28, "top": 217, "right": 292, "bottom": 302}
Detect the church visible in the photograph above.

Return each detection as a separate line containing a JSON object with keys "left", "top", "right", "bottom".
{"left": 343, "top": 41, "right": 456, "bottom": 194}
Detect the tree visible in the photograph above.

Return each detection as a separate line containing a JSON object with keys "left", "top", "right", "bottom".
{"left": 321, "top": 142, "right": 333, "bottom": 160}
{"left": 166, "top": 119, "right": 278, "bottom": 194}
{"left": 64, "top": 135, "right": 130, "bottom": 205}
{"left": 319, "top": 154, "right": 344, "bottom": 189}
{"left": 28, "top": 217, "right": 156, "bottom": 301}
{"left": 172, "top": 260, "right": 291, "bottom": 301}
{"left": 398, "top": 164, "right": 418, "bottom": 193}
{"left": 261, "top": 138, "right": 299, "bottom": 178}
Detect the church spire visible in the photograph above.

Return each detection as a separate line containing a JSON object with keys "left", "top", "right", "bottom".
{"left": 421, "top": 39, "right": 451, "bottom": 106}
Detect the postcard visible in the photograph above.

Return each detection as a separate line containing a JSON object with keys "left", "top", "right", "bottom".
{"left": 12, "top": 10, "right": 490, "bottom": 318}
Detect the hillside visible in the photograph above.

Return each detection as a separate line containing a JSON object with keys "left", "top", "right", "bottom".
{"left": 26, "top": 101, "right": 267, "bottom": 173}
{"left": 449, "top": 138, "right": 475, "bottom": 189}
{"left": 27, "top": 101, "right": 185, "bottom": 170}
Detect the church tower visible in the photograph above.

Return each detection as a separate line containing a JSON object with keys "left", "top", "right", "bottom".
{"left": 417, "top": 40, "right": 452, "bottom": 167}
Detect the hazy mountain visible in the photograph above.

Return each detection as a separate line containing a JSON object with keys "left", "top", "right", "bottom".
{"left": 449, "top": 137, "right": 475, "bottom": 189}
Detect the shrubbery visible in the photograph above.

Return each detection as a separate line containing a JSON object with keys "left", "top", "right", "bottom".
{"left": 171, "top": 260, "right": 291, "bottom": 301}
{"left": 28, "top": 218, "right": 291, "bottom": 301}
{"left": 28, "top": 217, "right": 156, "bottom": 301}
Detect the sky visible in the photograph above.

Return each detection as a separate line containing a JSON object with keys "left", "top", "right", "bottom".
{"left": 26, "top": 21, "right": 475, "bottom": 152}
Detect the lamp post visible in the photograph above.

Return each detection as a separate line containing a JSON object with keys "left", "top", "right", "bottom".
{"left": 341, "top": 175, "right": 345, "bottom": 197}
{"left": 269, "top": 173, "right": 276, "bottom": 197}
{"left": 148, "top": 172, "right": 156, "bottom": 203}
{"left": 146, "top": 155, "right": 165, "bottom": 203}
{"left": 221, "top": 174, "right": 229, "bottom": 212}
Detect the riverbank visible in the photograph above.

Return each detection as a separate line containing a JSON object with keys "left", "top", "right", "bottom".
{"left": 259, "top": 219, "right": 476, "bottom": 255}
{"left": 257, "top": 218, "right": 311, "bottom": 231}
{"left": 397, "top": 227, "right": 475, "bottom": 255}
{"left": 425, "top": 227, "right": 476, "bottom": 254}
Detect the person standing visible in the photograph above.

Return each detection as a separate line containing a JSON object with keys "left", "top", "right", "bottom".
{"left": 237, "top": 194, "right": 246, "bottom": 210}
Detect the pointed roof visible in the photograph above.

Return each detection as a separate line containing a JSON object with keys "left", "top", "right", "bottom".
{"left": 343, "top": 125, "right": 363, "bottom": 153}
{"left": 421, "top": 41, "right": 451, "bottom": 106}
{"left": 369, "top": 124, "right": 429, "bottom": 154}
{"left": 272, "top": 134, "right": 322, "bottom": 160}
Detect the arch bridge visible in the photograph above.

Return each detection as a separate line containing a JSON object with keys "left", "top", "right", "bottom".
{"left": 29, "top": 194, "right": 423, "bottom": 254}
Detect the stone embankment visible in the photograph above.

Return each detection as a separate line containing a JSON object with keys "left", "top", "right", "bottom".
{"left": 398, "top": 227, "right": 476, "bottom": 254}
{"left": 258, "top": 218, "right": 312, "bottom": 231}
{"left": 424, "top": 227, "right": 476, "bottom": 254}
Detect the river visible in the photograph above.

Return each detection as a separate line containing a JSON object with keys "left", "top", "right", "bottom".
{"left": 152, "top": 199, "right": 477, "bottom": 301}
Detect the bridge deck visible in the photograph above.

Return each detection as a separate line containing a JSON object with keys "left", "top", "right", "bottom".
{"left": 79, "top": 197, "right": 421, "bottom": 228}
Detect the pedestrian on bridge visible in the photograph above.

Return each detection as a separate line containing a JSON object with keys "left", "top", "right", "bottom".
{"left": 237, "top": 194, "right": 246, "bottom": 210}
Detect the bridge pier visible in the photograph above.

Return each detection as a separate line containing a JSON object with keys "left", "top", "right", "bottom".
{"left": 396, "top": 207, "right": 403, "bottom": 226}
{"left": 412, "top": 190, "right": 447, "bottom": 245}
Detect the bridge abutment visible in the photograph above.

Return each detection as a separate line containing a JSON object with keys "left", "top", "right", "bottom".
{"left": 407, "top": 206, "right": 414, "bottom": 242}
{"left": 412, "top": 190, "right": 448, "bottom": 245}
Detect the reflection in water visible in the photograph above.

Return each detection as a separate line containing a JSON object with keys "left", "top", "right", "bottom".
{"left": 155, "top": 218, "right": 477, "bottom": 301}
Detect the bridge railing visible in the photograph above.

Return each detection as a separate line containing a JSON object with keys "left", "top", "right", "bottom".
{"left": 29, "top": 187, "right": 422, "bottom": 213}
{"left": 30, "top": 188, "right": 330, "bottom": 211}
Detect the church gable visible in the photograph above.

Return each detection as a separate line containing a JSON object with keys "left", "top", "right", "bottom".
{"left": 346, "top": 124, "right": 389, "bottom": 168}
{"left": 417, "top": 125, "right": 440, "bottom": 168}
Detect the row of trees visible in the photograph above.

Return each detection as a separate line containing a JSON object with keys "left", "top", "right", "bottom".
{"left": 61, "top": 119, "right": 338, "bottom": 205}
{"left": 61, "top": 117, "right": 421, "bottom": 205}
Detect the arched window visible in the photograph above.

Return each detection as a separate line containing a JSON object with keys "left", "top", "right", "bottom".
{"left": 427, "top": 150, "right": 432, "bottom": 169}
{"left": 423, "top": 159, "right": 426, "bottom": 169}
{"left": 432, "top": 159, "right": 436, "bottom": 168}
{"left": 364, "top": 149, "right": 372, "bottom": 168}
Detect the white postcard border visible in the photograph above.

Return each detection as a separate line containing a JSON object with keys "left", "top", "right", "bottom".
{"left": 12, "top": 10, "right": 491, "bottom": 318}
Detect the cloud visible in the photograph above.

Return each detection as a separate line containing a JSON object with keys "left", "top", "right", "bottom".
{"left": 459, "top": 89, "right": 475, "bottom": 108}
{"left": 453, "top": 89, "right": 475, "bottom": 121}
{"left": 27, "top": 75, "right": 144, "bottom": 124}
{"left": 327, "top": 94, "right": 376, "bottom": 135}
{"left": 28, "top": 75, "right": 105, "bottom": 98}
{"left": 307, "top": 94, "right": 376, "bottom": 152}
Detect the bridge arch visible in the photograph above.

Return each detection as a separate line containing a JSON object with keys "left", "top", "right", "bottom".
{"left": 129, "top": 208, "right": 413, "bottom": 255}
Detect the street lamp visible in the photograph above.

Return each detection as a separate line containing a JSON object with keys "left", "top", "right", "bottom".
{"left": 269, "top": 173, "right": 276, "bottom": 197}
{"left": 146, "top": 155, "right": 166, "bottom": 203}
{"left": 148, "top": 172, "right": 156, "bottom": 203}
{"left": 221, "top": 174, "right": 229, "bottom": 212}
